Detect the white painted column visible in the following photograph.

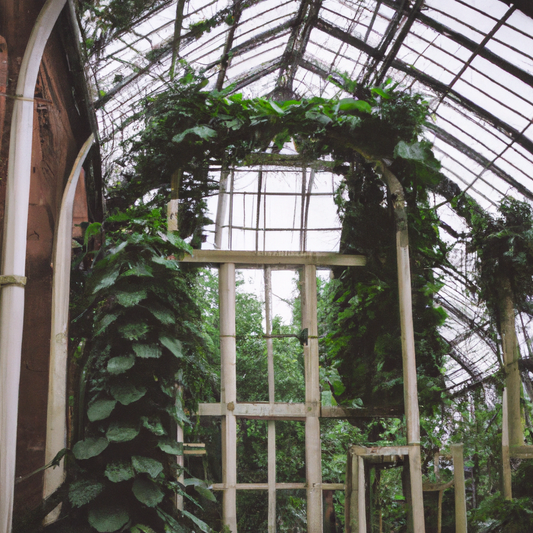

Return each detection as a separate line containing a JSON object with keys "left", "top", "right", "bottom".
{"left": 44, "top": 134, "right": 94, "bottom": 522}
{"left": 301, "top": 265, "right": 323, "bottom": 532}
{"left": 0, "top": 2, "right": 67, "bottom": 532}
{"left": 220, "top": 263, "right": 237, "bottom": 532}
{"left": 265, "top": 267, "right": 277, "bottom": 532}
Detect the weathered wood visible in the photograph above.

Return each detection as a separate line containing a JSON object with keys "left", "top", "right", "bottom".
{"left": 500, "top": 277, "right": 523, "bottom": 448}
{"left": 379, "top": 166, "right": 425, "bottom": 532}
{"left": 181, "top": 250, "right": 366, "bottom": 268}
{"left": 302, "top": 265, "right": 323, "bottom": 533}
{"left": 264, "top": 266, "right": 276, "bottom": 533}
{"left": 357, "top": 457, "right": 366, "bottom": 533}
{"left": 352, "top": 445, "right": 410, "bottom": 457}
{"left": 220, "top": 264, "right": 237, "bottom": 532}
{"left": 502, "top": 389, "right": 513, "bottom": 500}
{"left": 212, "top": 482, "right": 343, "bottom": 491}
{"left": 509, "top": 445, "right": 533, "bottom": 458}
{"left": 321, "top": 405, "right": 402, "bottom": 418}
{"left": 422, "top": 480, "right": 453, "bottom": 492}
{"left": 198, "top": 402, "right": 307, "bottom": 419}
{"left": 200, "top": 402, "right": 402, "bottom": 420}
{"left": 451, "top": 444, "right": 467, "bottom": 533}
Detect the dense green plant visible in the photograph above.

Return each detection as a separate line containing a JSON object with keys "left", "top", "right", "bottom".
{"left": 65, "top": 207, "right": 215, "bottom": 533}
{"left": 470, "top": 197, "right": 533, "bottom": 318}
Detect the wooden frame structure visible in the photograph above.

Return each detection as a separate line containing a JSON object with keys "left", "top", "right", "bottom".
{"left": 186, "top": 252, "right": 365, "bottom": 532}
{"left": 345, "top": 444, "right": 467, "bottom": 533}
{"left": 183, "top": 223, "right": 426, "bottom": 532}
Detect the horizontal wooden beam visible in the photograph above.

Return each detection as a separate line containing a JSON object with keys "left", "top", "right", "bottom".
{"left": 510, "top": 445, "right": 533, "bottom": 458}
{"left": 350, "top": 445, "right": 411, "bottom": 457}
{"left": 321, "top": 405, "right": 403, "bottom": 418}
{"left": 422, "top": 480, "right": 453, "bottom": 492}
{"left": 211, "top": 483, "right": 344, "bottom": 490}
{"left": 198, "top": 402, "right": 400, "bottom": 419}
{"left": 182, "top": 250, "right": 366, "bottom": 268}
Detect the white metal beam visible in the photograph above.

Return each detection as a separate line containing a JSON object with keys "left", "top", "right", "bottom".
{"left": 0, "top": 2, "right": 67, "bottom": 531}
{"left": 43, "top": 134, "right": 94, "bottom": 522}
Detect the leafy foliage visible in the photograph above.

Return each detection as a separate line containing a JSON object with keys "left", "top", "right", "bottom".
{"left": 67, "top": 207, "right": 214, "bottom": 532}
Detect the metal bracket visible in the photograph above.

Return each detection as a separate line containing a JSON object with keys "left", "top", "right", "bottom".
{"left": 0, "top": 275, "right": 27, "bottom": 287}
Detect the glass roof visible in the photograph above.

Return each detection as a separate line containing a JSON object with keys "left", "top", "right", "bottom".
{"left": 76, "top": 0, "right": 533, "bottom": 393}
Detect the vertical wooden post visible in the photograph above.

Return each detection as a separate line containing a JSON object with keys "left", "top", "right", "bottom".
{"left": 357, "top": 457, "right": 366, "bottom": 533}
{"left": 434, "top": 450, "right": 442, "bottom": 533}
{"left": 167, "top": 169, "right": 181, "bottom": 232}
{"left": 215, "top": 169, "right": 230, "bottom": 249}
{"left": 502, "top": 389, "right": 513, "bottom": 500}
{"left": 451, "top": 444, "right": 467, "bottom": 533}
{"left": 499, "top": 277, "right": 523, "bottom": 448}
{"left": 265, "top": 267, "right": 277, "bottom": 532}
{"left": 220, "top": 264, "right": 237, "bottom": 532}
{"left": 379, "top": 165, "right": 425, "bottom": 532}
{"left": 301, "top": 265, "right": 323, "bottom": 532}
{"left": 345, "top": 450, "right": 353, "bottom": 533}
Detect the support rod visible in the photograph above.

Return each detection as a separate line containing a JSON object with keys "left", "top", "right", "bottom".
{"left": 44, "top": 134, "right": 94, "bottom": 522}
{"left": 0, "top": 2, "right": 67, "bottom": 532}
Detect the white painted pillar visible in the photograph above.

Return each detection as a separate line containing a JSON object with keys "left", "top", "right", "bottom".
{"left": 301, "top": 265, "right": 323, "bottom": 532}
{"left": 44, "top": 134, "right": 94, "bottom": 521}
{"left": 0, "top": 2, "right": 67, "bottom": 532}
{"left": 220, "top": 263, "right": 237, "bottom": 532}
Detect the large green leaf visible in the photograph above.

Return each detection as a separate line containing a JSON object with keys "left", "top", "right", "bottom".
{"left": 159, "top": 336, "right": 183, "bottom": 358}
{"left": 132, "top": 456, "right": 164, "bottom": 478}
{"left": 68, "top": 479, "right": 105, "bottom": 507}
{"left": 91, "top": 268, "right": 121, "bottom": 294}
{"left": 123, "top": 262, "right": 154, "bottom": 278}
{"left": 87, "top": 399, "right": 117, "bottom": 422}
{"left": 145, "top": 303, "right": 175, "bottom": 325}
{"left": 115, "top": 289, "right": 147, "bottom": 307}
{"left": 95, "top": 313, "right": 120, "bottom": 336}
{"left": 106, "top": 421, "right": 140, "bottom": 442}
{"left": 110, "top": 381, "right": 147, "bottom": 405}
{"left": 157, "top": 438, "right": 183, "bottom": 455}
{"left": 173, "top": 125, "right": 217, "bottom": 144}
{"left": 105, "top": 460, "right": 135, "bottom": 482}
{"left": 194, "top": 485, "right": 216, "bottom": 503}
{"left": 132, "top": 476, "right": 165, "bottom": 507}
{"left": 141, "top": 416, "right": 167, "bottom": 436}
{"left": 337, "top": 98, "right": 372, "bottom": 114}
{"left": 156, "top": 508, "right": 188, "bottom": 533}
{"left": 73, "top": 437, "right": 109, "bottom": 460}
{"left": 107, "top": 355, "right": 135, "bottom": 374}
{"left": 133, "top": 343, "right": 162, "bottom": 359}
{"left": 119, "top": 322, "right": 150, "bottom": 340}
{"left": 88, "top": 503, "right": 130, "bottom": 532}
{"left": 181, "top": 509, "right": 212, "bottom": 533}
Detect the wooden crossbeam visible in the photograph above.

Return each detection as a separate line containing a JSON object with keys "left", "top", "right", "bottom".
{"left": 211, "top": 482, "right": 344, "bottom": 491}
{"left": 198, "top": 402, "right": 401, "bottom": 420}
{"left": 181, "top": 250, "right": 366, "bottom": 268}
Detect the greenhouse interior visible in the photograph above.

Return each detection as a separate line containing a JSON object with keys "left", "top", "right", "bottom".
{"left": 2, "top": 0, "right": 533, "bottom": 532}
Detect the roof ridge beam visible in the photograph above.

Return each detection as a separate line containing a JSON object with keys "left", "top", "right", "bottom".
{"left": 274, "top": 0, "right": 322, "bottom": 96}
